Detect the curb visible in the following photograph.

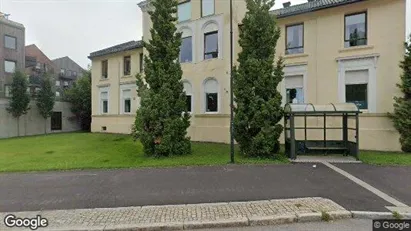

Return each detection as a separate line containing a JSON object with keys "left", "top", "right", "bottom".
{"left": 30, "top": 210, "right": 411, "bottom": 231}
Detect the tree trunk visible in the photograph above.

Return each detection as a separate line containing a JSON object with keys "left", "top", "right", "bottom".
{"left": 45, "top": 118, "right": 47, "bottom": 135}
{"left": 16, "top": 117, "right": 20, "bottom": 137}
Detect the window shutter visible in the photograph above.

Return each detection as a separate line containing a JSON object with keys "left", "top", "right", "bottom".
{"left": 285, "top": 75, "right": 303, "bottom": 89}
{"left": 345, "top": 70, "right": 368, "bottom": 85}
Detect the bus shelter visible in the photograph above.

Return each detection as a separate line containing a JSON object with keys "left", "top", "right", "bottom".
{"left": 284, "top": 103, "right": 361, "bottom": 160}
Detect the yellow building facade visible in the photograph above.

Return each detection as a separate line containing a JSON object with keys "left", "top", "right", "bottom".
{"left": 90, "top": 0, "right": 406, "bottom": 151}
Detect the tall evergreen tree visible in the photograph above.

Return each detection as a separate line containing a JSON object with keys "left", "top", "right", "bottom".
{"left": 36, "top": 73, "right": 55, "bottom": 134}
{"left": 65, "top": 70, "right": 92, "bottom": 131}
{"left": 233, "top": 0, "right": 284, "bottom": 158}
{"left": 7, "top": 70, "right": 31, "bottom": 136}
{"left": 390, "top": 36, "right": 411, "bottom": 152}
{"left": 134, "top": 0, "right": 191, "bottom": 157}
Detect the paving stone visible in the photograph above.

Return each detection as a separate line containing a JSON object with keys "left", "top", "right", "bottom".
{"left": 0, "top": 197, "right": 349, "bottom": 231}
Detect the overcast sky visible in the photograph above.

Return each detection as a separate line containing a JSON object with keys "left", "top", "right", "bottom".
{"left": 0, "top": 0, "right": 410, "bottom": 69}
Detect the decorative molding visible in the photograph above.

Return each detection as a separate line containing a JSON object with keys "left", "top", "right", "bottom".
{"left": 338, "top": 45, "right": 374, "bottom": 54}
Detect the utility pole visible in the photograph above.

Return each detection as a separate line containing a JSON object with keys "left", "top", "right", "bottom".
{"left": 229, "top": 0, "right": 235, "bottom": 163}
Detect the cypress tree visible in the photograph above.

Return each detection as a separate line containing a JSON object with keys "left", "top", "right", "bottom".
{"left": 233, "top": 0, "right": 284, "bottom": 158}
{"left": 390, "top": 36, "right": 411, "bottom": 152}
{"left": 134, "top": 0, "right": 191, "bottom": 157}
{"left": 36, "top": 73, "right": 55, "bottom": 134}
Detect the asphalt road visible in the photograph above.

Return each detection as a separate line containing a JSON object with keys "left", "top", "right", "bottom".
{"left": 335, "top": 163, "right": 411, "bottom": 206}
{"left": 0, "top": 163, "right": 393, "bottom": 212}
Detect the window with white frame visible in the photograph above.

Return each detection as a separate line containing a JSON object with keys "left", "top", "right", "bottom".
{"left": 178, "top": 0, "right": 191, "bottom": 22}
{"left": 180, "top": 36, "right": 193, "bottom": 63}
{"left": 204, "top": 31, "right": 218, "bottom": 60}
{"left": 204, "top": 78, "right": 218, "bottom": 112}
{"left": 64, "top": 81, "right": 69, "bottom": 86}
{"left": 100, "top": 91, "right": 109, "bottom": 114}
{"left": 183, "top": 81, "right": 193, "bottom": 113}
{"left": 345, "top": 70, "right": 369, "bottom": 110}
{"left": 121, "top": 89, "right": 132, "bottom": 114}
{"left": 201, "top": 0, "right": 214, "bottom": 17}
{"left": 56, "top": 91, "right": 60, "bottom": 97}
{"left": 56, "top": 80, "right": 60, "bottom": 86}
{"left": 285, "top": 75, "right": 304, "bottom": 104}
{"left": 4, "top": 60, "right": 16, "bottom": 73}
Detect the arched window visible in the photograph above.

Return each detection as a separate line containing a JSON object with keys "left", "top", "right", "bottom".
{"left": 183, "top": 81, "right": 193, "bottom": 113}
{"left": 180, "top": 27, "right": 193, "bottom": 63}
{"left": 204, "top": 78, "right": 218, "bottom": 113}
{"left": 203, "top": 21, "right": 219, "bottom": 60}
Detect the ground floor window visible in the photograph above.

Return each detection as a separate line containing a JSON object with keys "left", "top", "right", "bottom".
{"left": 100, "top": 91, "right": 109, "bottom": 114}
{"left": 346, "top": 84, "right": 368, "bottom": 109}
{"left": 204, "top": 79, "right": 218, "bottom": 112}
{"left": 183, "top": 81, "right": 193, "bottom": 113}
{"left": 121, "top": 89, "right": 131, "bottom": 113}
{"left": 285, "top": 75, "right": 304, "bottom": 104}
{"left": 345, "top": 69, "right": 369, "bottom": 110}
{"left": 51, "top": 112, "right": 62, "bottom": 131}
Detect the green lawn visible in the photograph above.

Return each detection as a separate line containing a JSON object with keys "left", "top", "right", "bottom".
{"left": 0, "top": 133, "right": 289, "bottom": 172}
{"left": 359, "top": 150, "right": 411, "bottom": 166}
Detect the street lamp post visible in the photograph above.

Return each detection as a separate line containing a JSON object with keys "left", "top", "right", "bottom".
{"left": 229, "top": 0, "right": 235, "bottom": 163}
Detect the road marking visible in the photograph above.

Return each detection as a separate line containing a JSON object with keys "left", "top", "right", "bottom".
{"left": 322, "top": 162, "right": 408, "bottom": 207}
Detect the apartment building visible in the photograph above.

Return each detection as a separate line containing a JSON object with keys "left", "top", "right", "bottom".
{"left": 0, "top": 13, "right": 25, "bottom": 98}
{"left": 89, "top": 41, "right": 144, "bottom": 133}
{"left": 90, "top": 0, "right": 406, "bottom": 151}
{"left": 25, "top": 44, "right": 59, "bottom": 97}
{"left": 52, "top": 56, "right": 84, "bottom": 98}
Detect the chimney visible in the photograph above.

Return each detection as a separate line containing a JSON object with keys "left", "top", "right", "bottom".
{"left": 0, "top": 12, "right": 10, "bottom": 19}
{"left": 283, "top": 2, "right": 291, "bottom": 8}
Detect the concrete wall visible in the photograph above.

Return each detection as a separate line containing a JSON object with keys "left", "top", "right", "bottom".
{"left": 0, "top": 99, "right": 81, "bottom": 138}
{"left": 91, "top": 0, "right": 406, "bottom": 151}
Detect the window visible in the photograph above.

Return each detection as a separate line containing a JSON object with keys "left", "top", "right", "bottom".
{"left": 178, "top": 1, "right": 191, "bottom": 22}
{"left": 56, "top": 91, "right": 60, "bottom": 97}
{"left": 204, "top": 79, "right": 218, "bottom": 112}
{"left": 346, "top": 84, "right": 367, "bottom": 109}
{"left": 201, "top": 0, "right": 214, "bottom": 17}
{"left": 56, "top": 80, "right": 60, "bottom": 86}
{"left": 286, "top": 24, "right": 304, "bottom": 54}
{"left": 36, "top": 62, "right": 41, "bottom": 69}
{"left": 64, "top": 81, "right": 69, "bottom": 86}
{"left": 180, "top": 36, "right": 192, "bottom": 63}
{"left": 183, "top": 81, "right": 193, "bottom": 112}
{"left": 102, "top": 60, "right": 108, "bottom": 78}
{"left": 139, "top": 53, "right": 144, "bottom": 73}
{"left": 4, "top": 35, "right": 16, "bottom": 49}
{"left": 345, "top": 12, "right": 367, "bottom": 48}
{"left": 122, "top": 89, "right": 132, "bottom": 113}
{"left": 101, "top": 91, "right": 109, "bottom": 114}
{"left": 51, "top": 112, "right": 62, "bottom": 131}
{"left": 345, "top": 70, "right": 369, "bottom": 109}
{"left": 204, "top": 31, "right": 218, "bottom": 60}
{"left": 285, "top": 75, "right": 304, "bottom": 104}
{"left": 4, "top": 60, "right": 16, "bottom": 73}
{"left": 124, "top": 56, "right": 131, "bottom": 75}
{"left": 67, "top": 70, "right": 72, "bottom": 77}
{"left": 73, "top": 71, "right": 77, "bottom": 77}
{"left": 60, "top": 68, "right": 65, "bottom": 75}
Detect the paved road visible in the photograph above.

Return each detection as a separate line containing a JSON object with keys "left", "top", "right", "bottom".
{"left": 200, "top": 219, "right": 372, "bottom": 231}
{"left": 0, "top": 163, "right": 392, "bottom": 212}
{"left": 336, "top": 164, "right": 411, "bottom": 206}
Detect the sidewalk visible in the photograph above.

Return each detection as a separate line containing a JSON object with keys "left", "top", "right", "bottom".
{"left": 0, "top": 197, "right": 351, "bottom": 231}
